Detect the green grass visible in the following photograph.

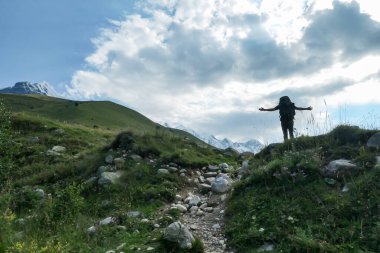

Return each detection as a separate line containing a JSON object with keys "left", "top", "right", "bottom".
{"left": 225, "top": 126, "right": 380, "bottom": 253}
{"left": 0, "top": 97, "right": 233, "bottom": 253}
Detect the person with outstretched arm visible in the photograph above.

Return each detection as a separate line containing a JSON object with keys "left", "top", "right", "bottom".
{"left": 259, "top": 96, "right": 312, "bottom": 141}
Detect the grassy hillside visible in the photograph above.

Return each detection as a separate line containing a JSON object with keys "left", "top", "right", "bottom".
{"left": 0, "top": 93, "right": 160, "bottom": 132}
{"left": 225, "top": 126, "right": 380, "bottom": 252}
{"left": 0, "top": 98, "right": 237, "bottom": 253}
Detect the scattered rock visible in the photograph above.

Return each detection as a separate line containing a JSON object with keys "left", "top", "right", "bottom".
{"left": 163, "top": 222, "right": 195, "bottom": 250}
{"left": 323, "top": 159, "right": 359, "bottom": 179}
{"left": 34, "top": 189, "right": 45, "bottom": 198}
{"left": 175, "top": 194, "right": 183, "bottom": 201}
{"left": 172, "top": 204, "right": 187, "bottom": 213}
{"left": 212, "top": 224, "right": 221, "bottom": 229}
{"left": 367, "top": 132, "right": 380, "bottom": 149}
{"left": 158, "top": 169, "right": 170, "bottom": 175}
{"left": 237, "top": 160, "right": 249, "bottom": 179}
{"left": 187, "top": 194, "right": 201, "bottom": 206}
{"left": 168, "top": 167, "right": 178, "bottom": 173}
{"left": 98, "top": 171, "right": 125, "bottom": 185}
{"left": 127, "top": 211, "right": 141, "bottom": 218}
{"left": 147, "top": 247, "right": 154, "bottom": 251}
{"left": 199, "top": 183, "right": 211, "bottom": 191}
{"left": 105, "top": 155, "right": 114, "bottom": 164}
{"left": 204, "top": 172, "right": 218, "bottom": 178}
{"left": 130, "top": 154, "right": 142, "bottom": 161}
{"left": 99, "top": 217, "right": 115, "bottom": 226}
{"left": 87, "top": 226, "right": 97, "bottom": 234}
{"left": 141, "top": 218, "right": 149, "bottom": 223}
{"left": 51, "top": 146, "right": 66, "bottom": 153}
{"left": 207, "top": 165, "right": 219, "bottom": 172}
{"left": 114, "top": 158, "right": 125, "bottom": 169}
{"left": 257, "top": 242, "right": 275, "bottom": 252}
{"left": 211, "top": 175, "right": 232, "bottom": 193}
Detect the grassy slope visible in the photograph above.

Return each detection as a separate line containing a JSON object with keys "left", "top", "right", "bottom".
{"left": 0, "top": 93, "right": 158, "bottom": 132}
{"left": 0, "top": 95, "right": 236, "bottom": 253}
{"left": 225, "top": 126, "right": 380, "bottom": 252}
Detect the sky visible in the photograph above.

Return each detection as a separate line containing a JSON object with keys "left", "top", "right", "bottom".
{"left": 1, "top": 0, "right": 380, "bottom": 143}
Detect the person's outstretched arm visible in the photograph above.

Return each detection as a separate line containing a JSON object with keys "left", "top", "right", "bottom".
{"left": 259, "top": 105, "right": 279, "bottom": 111}
{"left": 295, "top": 106, "right": 312, "bottom": 110}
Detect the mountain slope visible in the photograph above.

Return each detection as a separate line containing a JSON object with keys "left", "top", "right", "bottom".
{"left": 0, "top": 81, "right": 57, "bottom": 96}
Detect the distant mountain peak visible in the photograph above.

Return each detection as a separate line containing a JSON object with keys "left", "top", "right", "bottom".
{"left": 0, "top": 81, "right": 57, "bottom": 96}
{"left": 164, "top": 123, "right": 264, "bottom": 153}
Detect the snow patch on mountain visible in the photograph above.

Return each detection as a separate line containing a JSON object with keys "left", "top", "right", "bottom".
{"left": 0, "top": 81, "right": 57, "bottom": 96}
{"left": 164, "top": 123, "right": 264, "bottom": 153}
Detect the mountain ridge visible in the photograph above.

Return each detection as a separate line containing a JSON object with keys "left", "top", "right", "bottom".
{"left": 164, "top": 123, "right": 264, "bottom": 153}
{"left": 0, "top": 81, "right": 57, "bottom": 96}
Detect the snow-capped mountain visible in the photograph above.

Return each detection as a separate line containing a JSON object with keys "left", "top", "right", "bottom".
{"left": 0, "top": 81, "right": 57, "bottom": 96}
{"left": 164, "top": 123, "right": 264, "bottom": 153}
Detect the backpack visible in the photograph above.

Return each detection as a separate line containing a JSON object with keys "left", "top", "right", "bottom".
{"left": 279, "top": 96, "right": 295, "bottom": 121}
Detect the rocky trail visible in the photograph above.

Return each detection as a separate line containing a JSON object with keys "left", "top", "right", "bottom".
{"left": 163, "top": 163, "right": 242, "bottom": 253}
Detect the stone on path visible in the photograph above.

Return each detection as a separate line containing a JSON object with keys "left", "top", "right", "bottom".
{"left": 163, "top": 222, "right": 195, "bottom": 249}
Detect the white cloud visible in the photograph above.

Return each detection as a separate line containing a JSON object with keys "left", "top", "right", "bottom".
{"left": 68, "top": 0, "right": 380, "bottom": 143}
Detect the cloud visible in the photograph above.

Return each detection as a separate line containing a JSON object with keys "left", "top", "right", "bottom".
{"left": 68, "top": 0, "right": 380, "bottom": 142}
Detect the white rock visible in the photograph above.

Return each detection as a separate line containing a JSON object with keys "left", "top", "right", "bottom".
{"left": 52, "top": 146, "right": 66, "bottom": 153}
{"left": 211, "top": 175, "right": 232, "bottom": 193}
{"left": 141, "top": 219, "right": 149, "bottom": 223}
{"left": 158, "top": 169, "right": 170, "bottom": 175}
{"left": 173, "top": 204, "right": 187, "bottom": 213}
{"left": 98, "top": 171, "right": 125, "bottom": 185}
{"left": 188, "top": 195, "right": 201, "bottom": 206}
{"left": 87, "top": 226, "right": 97, "bottom": 234}
{"left": 212, "top": 224, "right": 221, "bottom": 229}
{"left": 147, "top": 247, "right": 154, "bottom": 251}
{"left": 189, "top": 206, "right": 199, "bottom": 213}
{"left": 99, "top": 217, "right": 115, "bottom": 226}
{"left": 34, "top": 189, "right": 45, "bottom": 198}
{"left": 257, "top": 243, "right": 275, "bottom": 252}
{"left": 324, "top": 159, "right": 358, "bottom": 179}
{"left": 163, "top": 222, "right": 195, "bottom": 249}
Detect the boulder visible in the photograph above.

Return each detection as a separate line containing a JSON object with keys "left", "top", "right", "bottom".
{"left": 163, "top": 222, "right": 195, "bottom": 249}
{"left": 98, "top": 171, "right": 124, "bottom": 185}
{"left": 323, "top": 159, "right": 359, "bottom": 179}
{"left": 211, "top": 175, "right": 232, "bottom": 193}
{"left": 367, "top": 132, "right": 380, "bottom": 149}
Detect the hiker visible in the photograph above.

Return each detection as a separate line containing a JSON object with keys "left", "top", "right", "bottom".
{"left": 259, "top": 96, "right": 312, "bottom": 141}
